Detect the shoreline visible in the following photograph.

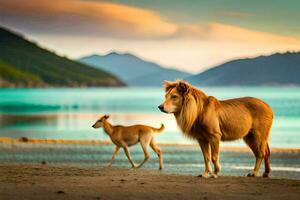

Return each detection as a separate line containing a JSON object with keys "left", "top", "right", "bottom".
{"left": 1, "top": 137, "right": 299, "bottom": 153}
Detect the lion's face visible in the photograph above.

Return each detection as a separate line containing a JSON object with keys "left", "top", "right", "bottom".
{"left": 159, "top": 81, "right": 189, "bottom": 114}
{"left": 159, "top": 87, "right": 184, "bottom": 114}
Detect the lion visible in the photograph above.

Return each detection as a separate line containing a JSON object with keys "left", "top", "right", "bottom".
{"left": 158, "top": 80, "right": 273, "bottom": 178}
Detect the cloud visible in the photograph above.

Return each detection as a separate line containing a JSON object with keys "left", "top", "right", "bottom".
{"left": 0, "top": 0, "right": 178, "bottom": 39}
{"left": 0, "top": 0, "right": 299, "bottom": 45}
{"left": 182, "top": 22, "right": 300, "bottom": 45}
{"left": 1, "top": 0, "right": 300, "bottom": 73}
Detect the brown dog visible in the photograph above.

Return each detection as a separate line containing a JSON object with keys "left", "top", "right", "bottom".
{"left": 92, "top": 115, "right": 164, "bottom": 170}
{"left": 159, "top": 80, "right": 273, "bottom": 178}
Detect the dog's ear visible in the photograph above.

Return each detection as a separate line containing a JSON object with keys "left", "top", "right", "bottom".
{"left": 104, "top": 115, "right": 110, "bottom": 119}
{"left": 164, "top": 80, "right": 176, "bottom": 92}
{"left": 177, "top": 81, "right": 189, "bottom": 95}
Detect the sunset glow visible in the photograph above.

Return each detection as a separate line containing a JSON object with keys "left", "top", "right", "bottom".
{"left": 1, "top": 0, "right": 300, "bottom": 72}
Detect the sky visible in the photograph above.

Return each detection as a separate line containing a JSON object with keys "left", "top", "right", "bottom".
{"left": 1, "top": 0, "right": 300, "bottom": 73}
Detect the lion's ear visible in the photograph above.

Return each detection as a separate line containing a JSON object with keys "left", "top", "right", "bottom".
{"left": 104, "top": 115, "right": 110, "bottom": 119}
{"left": 163, "top": 80, "right": 175, "bottom": 92}
{"left": 177, "top": 81, "right": 189, "bottom": 94}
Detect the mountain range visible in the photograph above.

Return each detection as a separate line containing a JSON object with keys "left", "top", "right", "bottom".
{"left": 187, "top": 52, "right": 300, "bottom": 86}
{"left": 79, "top": 53, "right": 191, "bottom": 86}
{"left": 0, "top": 27, "right": 123, "bottom": 87}
{"left": 1, "top": 26, "right": 300, "bottom": 88}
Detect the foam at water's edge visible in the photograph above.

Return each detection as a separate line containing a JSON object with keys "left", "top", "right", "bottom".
{"left": 1, "top": 137, "right": 299, "bottom": 153}
{"left": 232, "top": 166, "right": 300, "bottom": 172}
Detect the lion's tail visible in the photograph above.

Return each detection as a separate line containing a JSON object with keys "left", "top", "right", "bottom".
{"left": 264, "top": 143, "right": 271, "bottom": 175}
{"left": 151, "top": 123, "right": 165, "bottom": 133}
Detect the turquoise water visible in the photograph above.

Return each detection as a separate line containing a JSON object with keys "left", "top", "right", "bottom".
{"left": 1, "top": 87, "right": 300, "bottom": 148}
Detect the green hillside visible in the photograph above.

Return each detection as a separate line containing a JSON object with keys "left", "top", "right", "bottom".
{"left": 0, "top": 27, "right": 124, "bottom": 87}
{"left": 0, "top": 60, "right": 42, "bottom": 87}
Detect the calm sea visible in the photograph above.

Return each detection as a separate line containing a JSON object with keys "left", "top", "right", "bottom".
{"left": 1, "top": 87, "right": 300, "bottom": 148}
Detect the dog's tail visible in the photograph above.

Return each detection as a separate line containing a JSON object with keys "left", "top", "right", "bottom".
{"left": 152, "top": 123, "right": 165, "bottom": 133}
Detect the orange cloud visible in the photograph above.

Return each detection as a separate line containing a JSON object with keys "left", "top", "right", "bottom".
{"left": 88, "top": 2, "right": 178, "bottom": 38}
{"left": 1, "top": 0, "right": 299, "bottom": 45}
{"left": 0, "top": 0, "right": 178, "bottom": 39}
{"left": 175, "top": 22, "right": 300, "bottom": 45}
{"left": 207, "top": 22, "right": 300, "bottom": 44}
{"left": 1, "top": 0, "right": 300, "bottom": 72}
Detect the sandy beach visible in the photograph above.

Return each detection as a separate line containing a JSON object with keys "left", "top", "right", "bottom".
{"left": 1, "top": 138, "right": 300, "bottom": 199}
{"left": 1, "top": 163, "right": 300, "bottom": 200}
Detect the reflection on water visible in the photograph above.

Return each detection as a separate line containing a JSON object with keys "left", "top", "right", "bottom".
{"left": 0, "top": 114, "right": 58, "bottom": 127}
{"left": 0, "top": 112, "right": 184, "bottom": 143}
{"left": 1, "top": 87, "right": 300, "bottom": 148}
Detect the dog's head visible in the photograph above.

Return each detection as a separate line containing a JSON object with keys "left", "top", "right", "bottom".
{"left": 158, "top": 80, "right": 191, "bottom": 114}
{"left": 92, "top": 114, "right": 110, "bottom": 128}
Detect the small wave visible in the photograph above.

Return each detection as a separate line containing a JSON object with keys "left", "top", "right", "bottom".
{"left": 232, "top": 166, "right": 300, "bottom": 172}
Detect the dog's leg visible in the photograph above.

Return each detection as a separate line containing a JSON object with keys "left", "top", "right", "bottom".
{"left": 150, "top": 138, "right": 163, "bottom": 170}
{"left": 198, "top": 140, "right": 211, "bottom": 178}
{"left": 107, "top": 146, "right": 120, "bottom": 167}
{"left": 123, "top": 146, "right": 137, "bottom": 168}
{"left": 137, "top": 140, "right": 150, "bottom": 168}
{"left": 210, "top": 138, "right": 221, "bottom": 178}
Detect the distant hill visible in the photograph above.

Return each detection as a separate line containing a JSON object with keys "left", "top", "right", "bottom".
{"left": 0, "top": 60, "right": 42, "bottom": 87}
{"left": 187, "top": 52, "right": 300, "bottom": 86}
{"left": 79, "top": 52, "right": 191, "bottom": 86}
{"left": 0, "top": 27, "right": 124, "bottom": 87}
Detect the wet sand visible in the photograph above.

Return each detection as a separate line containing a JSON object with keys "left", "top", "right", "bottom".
{"left": 1, "top": 163, "right": 300, "bottom": 200}
{"left": 1, "top": 137, "right": 299, "bottom": 153}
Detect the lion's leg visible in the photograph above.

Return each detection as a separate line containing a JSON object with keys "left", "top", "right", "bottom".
{"left": 210, "top": 139, "right": 221, "bottom": 178}
{"left": 251, "top": 155, "right": 264, "bottom": 177}
{"left": 198, "top": 140, "right": 211, "bottom": 178}
{"left": 243, "top": 132, "right": 265, "bottom": 177}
